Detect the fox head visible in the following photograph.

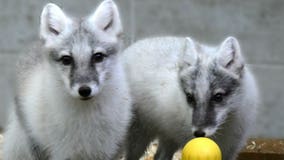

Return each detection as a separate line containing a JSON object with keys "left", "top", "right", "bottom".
{"left": 179, "top": 37, "right": 245, "bottom": 137}
{"left": 39, "top": 0, "right": 122, "bottom": 100}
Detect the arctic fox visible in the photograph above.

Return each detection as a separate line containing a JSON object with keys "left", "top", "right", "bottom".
{"left": 3, "top": 1, "right": 132, "bottom": 159}
{"left": 122, "top": 37, "right": 258, "bottom": 160}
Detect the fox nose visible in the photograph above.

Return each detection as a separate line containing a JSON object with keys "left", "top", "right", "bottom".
{"left": 194, "top": 130, "right": 206, "bottom": 137}
{"left": 78, "top": 86, "right": 91, "bottom": 98}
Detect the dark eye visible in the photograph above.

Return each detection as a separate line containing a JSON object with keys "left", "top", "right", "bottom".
{"left": 212, "top": 93, "right": 224, "bottom": 103}
{"left": 92, "top": 52, "right": 106, "bottom": 63}
{"left": 186, "top": 93, "right": 195, "bottom": 104}
{"left": 60, "top": 55, "right": 73, "bottom": 66}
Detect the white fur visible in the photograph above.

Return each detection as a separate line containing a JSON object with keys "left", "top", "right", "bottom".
{"left": 122, "top": 37, "right": 192, "bottom": 160}
{"left": 86, "top": 0, "right": 122, "bottom": 41}
{"left": 218, "top": 36, "right": 244, "bottom": 76}
{"left": 4, "top": 62, "right": 131, "bottom": 160}
{"left": 183, "top": 37, "right": 198, "bottom": 66}
{"left": 40, "top": 3, "right": 73, "bottom": 48}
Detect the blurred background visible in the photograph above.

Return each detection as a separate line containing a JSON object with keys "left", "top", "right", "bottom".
{"left": 0, "top": 0, "right": 283, "bottom": 138}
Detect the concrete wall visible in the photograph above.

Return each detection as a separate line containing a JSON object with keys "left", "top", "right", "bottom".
{"left": 0, "top": 0, "right": 283, "bottom": 138}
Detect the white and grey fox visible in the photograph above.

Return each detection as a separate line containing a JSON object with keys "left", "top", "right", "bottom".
{"left": 3, "top": 0, "right": 132, "bottom": 159}
{"left": 122, "top": 37, "right": 258, "bottom": 160}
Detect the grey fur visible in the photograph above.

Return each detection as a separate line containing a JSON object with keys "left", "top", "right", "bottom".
{"left": 181, "top": 61, "right": 241, "bottom": 129}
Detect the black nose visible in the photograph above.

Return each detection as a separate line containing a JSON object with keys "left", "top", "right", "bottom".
{"left": 194, "top": 130, "right": 206, "bottom": 137}
{"left": 78, "top": 86, "right": 91, "bottom": 97}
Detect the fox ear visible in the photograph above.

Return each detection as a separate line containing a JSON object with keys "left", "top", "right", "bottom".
{"left": 40, "top": 3, "right": 71, "bottom": 44}
{"left": 218, "top": 37, "right": 244, "bottom": 76}
{"left": 87, "top": 0, "right": 122, "bottom": 36}
{"left": 183, "top": 37, "right": 198, "bottom": 66}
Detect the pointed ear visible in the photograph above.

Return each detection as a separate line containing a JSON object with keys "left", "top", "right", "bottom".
{"left": 182, "top": 37, "right": 198, "bottom": 66}
{"left": 40, "top": 3, "right": 71, "bottom": 45}
{"left": 87, "top": 0, "right": 122, "bottom": 36}
{"left": 218, "top": 37, "right": 244, "bottom": 76}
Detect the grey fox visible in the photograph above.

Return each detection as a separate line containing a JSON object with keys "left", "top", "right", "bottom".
{"left": 122, "top": 37, "right": 258, "bottom": 160}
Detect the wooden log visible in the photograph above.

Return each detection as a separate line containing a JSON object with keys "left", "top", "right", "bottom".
{"left": 238, "top": 138, "right": 284, "bottom": 160}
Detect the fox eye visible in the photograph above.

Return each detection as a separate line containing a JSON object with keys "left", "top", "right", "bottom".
{"left": 212, "top": 93, "right": 224, "bottom": 103}
{"left": 186, "top": 93, "right": 195, "bottom": 104}
{"left": 92, "top": 52, "right": 106, "bottom": 63}
{"left": 59, "top": 55, "right": 73, "bottom": 66}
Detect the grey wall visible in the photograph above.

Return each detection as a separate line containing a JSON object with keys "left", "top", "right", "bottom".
{"left": 0, "top": 0, "right": 283, "bottom": 138}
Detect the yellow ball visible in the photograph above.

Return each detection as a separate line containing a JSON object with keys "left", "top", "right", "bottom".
{"left": 182, "top": 137, "right": 222, "bottom": 160}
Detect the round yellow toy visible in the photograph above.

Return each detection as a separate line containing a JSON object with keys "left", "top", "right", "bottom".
{"left": 182, "top": 137, "right": 222, "bottom": 160}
